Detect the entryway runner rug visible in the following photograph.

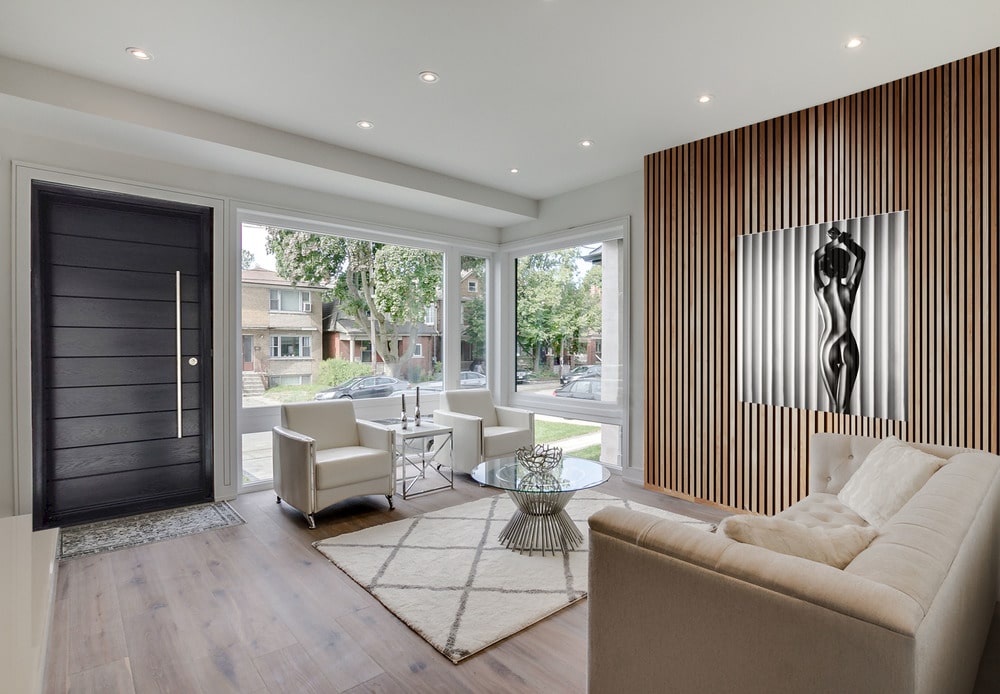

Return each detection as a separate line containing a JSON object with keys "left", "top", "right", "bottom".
{"left": 314, "top": 491, "right": 714, "bottom": 663}
{"left": 59, "top": 501, "right": 245, "bottom": 559}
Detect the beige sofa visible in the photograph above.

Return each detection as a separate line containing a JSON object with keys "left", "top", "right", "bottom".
{"left": 588, "top": 433, "right": 1000, "bottom": 694}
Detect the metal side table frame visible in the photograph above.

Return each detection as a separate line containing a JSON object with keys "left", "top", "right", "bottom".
{"left": 387, "top": 421, "right": 454, "bottom": 499}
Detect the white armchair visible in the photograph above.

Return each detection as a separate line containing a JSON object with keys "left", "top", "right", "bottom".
{"left": 433, "top": 389, "right": 534, "bottom": 474}
{"left": 273, "top": 400, "right": 394, "bottom": 529}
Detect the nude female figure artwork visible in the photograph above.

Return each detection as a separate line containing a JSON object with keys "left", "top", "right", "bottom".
{"left": 813, "top": 226, "right": 866, "bottom": 414}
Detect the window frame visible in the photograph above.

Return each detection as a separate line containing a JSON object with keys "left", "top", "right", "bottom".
{"left": 268, "top": 288, "right": 312, "bottom": 313}
{"left": 498, "top": 217, "right": 629, "bottom": 430}
{"left": 270, "top": 334, "right": 312, "bottom": 359}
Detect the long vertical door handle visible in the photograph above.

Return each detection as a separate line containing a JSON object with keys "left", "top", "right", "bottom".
{"left": 176, "top": 270, "right": 183, "bottom": 438}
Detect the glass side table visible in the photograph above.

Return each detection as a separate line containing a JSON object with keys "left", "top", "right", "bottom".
{"left": 472, "top": 456, "right": 610, "bottom": 556}
{"left": 380, "top": 420, "right": 454, "bottom": 499}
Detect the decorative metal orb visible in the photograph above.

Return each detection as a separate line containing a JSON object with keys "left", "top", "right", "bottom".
{"left": 516, "top": 444, "right": 563, "bottom": 473}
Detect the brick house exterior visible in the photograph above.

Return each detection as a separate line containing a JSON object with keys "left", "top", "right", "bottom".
{"left": 241, "top": 267, "right": 325, "bottom": 388}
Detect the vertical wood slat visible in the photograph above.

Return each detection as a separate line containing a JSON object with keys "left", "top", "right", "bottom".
{"left": 644, "top": 47, "right": 999, "bottom": 513}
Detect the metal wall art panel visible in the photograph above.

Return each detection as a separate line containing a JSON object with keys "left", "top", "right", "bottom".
{"left": 736, "top": 212, "right": 908, "bottom": 420}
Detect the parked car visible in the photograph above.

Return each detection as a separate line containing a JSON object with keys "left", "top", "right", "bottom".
{"left": 459, "top": 370, "right": 487, "bottom": 388}
{"left": 314, "top": 376, "right": 409, "bottom": 400}
{"left": 406, "top": 371, "right": 487, "bottom": 392}
{"left": 552, "top": 376, "right": 601, "bottom": 400}
{"left": 560, "top": 364, "right": 602, "bottom": 385}
{"left": 515, "top": 369, "right": 533, "bottom": 384}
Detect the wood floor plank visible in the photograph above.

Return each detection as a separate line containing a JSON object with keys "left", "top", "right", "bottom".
{"left": 119, "top": 605, "right": 204, "bottom": 693}
{"left": 341, "top": 672, "right": 411, "bottom": 694}
{"left": 336, "top": 605, "right": 475, "bottom": 694}
{"left": 190, "top": 643, "right": 267, "bottom": 694}
{"left": 58, "top": 553, "right": 128, "bottom": 675}
{"left": 65, "top": 658, "right": 135, "bottom": 694}
{"left": 254, "top": 644, "right": 337, "bottom": 694}
{"left": 197, "top": 531, "right": 299, "bottom": 659}
{"left": 43, "top": 596, "right": 71, "bottom": 694}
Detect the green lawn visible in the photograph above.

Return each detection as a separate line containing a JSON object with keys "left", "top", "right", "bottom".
{"left": 534, "top": 420, "right": 600, "bottom": 444}
{"left": 569, "top": 444, "right": 602, "bottom": 462}
{"left": 260, "top": 384, "right": 326, "bottom": 403}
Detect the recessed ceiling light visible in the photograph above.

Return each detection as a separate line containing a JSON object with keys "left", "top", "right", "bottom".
{"left": 510, "top": 168, "right": 519, "bottom": 174}
{"left": 578, "top": 139, "right": 594, "bottom": 148}
{"left": 356, "top": 120, "right": 374, "bottom": 130}
{"left": 418, "top": 71, "right": 439, "bottom": 84}
{"left": 125, "top": 47, "right": 153, "bottom": 61}
{"left": 698, "top": 94, "right": 713, "bottom": 104}
{"left": 845, "top": 37, "right": 864, "bottom": 49}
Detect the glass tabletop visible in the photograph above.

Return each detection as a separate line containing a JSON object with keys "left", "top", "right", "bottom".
{"left": 471, "top": 456, "right": 610, "bottom": 494}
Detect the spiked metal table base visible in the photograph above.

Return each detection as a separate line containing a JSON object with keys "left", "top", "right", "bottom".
{"left": 497, "top": 490, "right": 583, "bottom": 556}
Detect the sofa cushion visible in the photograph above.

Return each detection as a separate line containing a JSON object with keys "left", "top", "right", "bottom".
{"left": 719, "top": 515, "right": 878, "bottom": 569}
{"left": 844, "top": 454, "right": 998, "bottom": 613}
{"left": 837, "top": 436, "right": 945, "bottom": 528}
{"left": 315, "top": 446, "right": 391, "bottom": 488}
{"left": 778, "top": 492, "right": 869, "bottom": 530}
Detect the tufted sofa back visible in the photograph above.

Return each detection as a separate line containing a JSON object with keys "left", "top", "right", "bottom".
{"left": 808, "top": 433, "right": 966, "bottom": 495}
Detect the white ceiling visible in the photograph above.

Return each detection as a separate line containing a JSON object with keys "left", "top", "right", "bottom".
{"left": 0, "top": 0, "right": 997, "bottom": 225}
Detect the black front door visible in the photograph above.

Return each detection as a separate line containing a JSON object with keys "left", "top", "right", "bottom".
{"left": 31, "top": 182, "right": 214, "bottom": 528}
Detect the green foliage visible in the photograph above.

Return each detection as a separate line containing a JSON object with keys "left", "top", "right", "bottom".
{"left": 463, "top": 296, "right": 486, "bottom": 359}
{"left": 461, "top": 256, "right": 487, "bottom": 360}
{"left": 533, "top": 420, "right": 600, "bottom": 444}
{"left": 265, "top": 228, "right": 442, "bottom": 377}
{"left": 260, "top": 384, "right": 326, "bottom": 403}
{"left": 315, "top": 358, "right": 373, "bottom": 386}
{"left": 241, "top": 249, "right": 255, "bottom": 269}
{"left": 569, "top": 443, "right": 602, "bottom": 462}
{"left": 372, "top": 245, "right": 442, "bottom": 324}
{"left": 515, "top": 248, "right": 592, "bottom": 369}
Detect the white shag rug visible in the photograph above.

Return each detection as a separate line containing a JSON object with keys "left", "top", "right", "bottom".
{"left": 59, "top": 501, "right": 245, "bottom": 559}
{"left": 314, "top": 490, "right": 713, "bottom": 663}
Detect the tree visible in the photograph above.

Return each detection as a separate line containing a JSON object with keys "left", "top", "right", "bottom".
{"left": 463, "top": 296, "right": 486, "bottom": 360}
{"left": 241, "top": 249, "right": 255, "bottom": 269}
{"left": 515, "top": 249, "right": 583, "bottom": 371}
{"left": 461, "top": 257, "right": 487, "bottom": 362}
{"left": 265, "top": 228, "right": 441, "bottom": 377}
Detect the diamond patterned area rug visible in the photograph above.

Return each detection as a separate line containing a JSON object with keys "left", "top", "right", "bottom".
{"left": 59, "top": 501, "right": 245, "bottom": 560}
{"left": 314, "top": 490, "right": 714, "bottom": 663}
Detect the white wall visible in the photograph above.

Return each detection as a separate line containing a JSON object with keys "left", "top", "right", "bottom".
{"left": 501, "top": 171, "right": 646, "bottom": 483}
{"left": 0, "top": 125, "right": 501, "bottom": 518}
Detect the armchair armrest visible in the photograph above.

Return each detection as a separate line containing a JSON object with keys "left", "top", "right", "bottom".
{"left": 357, "top": 420, "right": 393, "bottom": 453}
{"left": 495, "top": 405, "right": 534, "bottom": 434}
{"left": 272, "top": 425, "right": 316, "bottom": 514}
{"left": 433, "top": 409, "right": 483, "bottom": 473}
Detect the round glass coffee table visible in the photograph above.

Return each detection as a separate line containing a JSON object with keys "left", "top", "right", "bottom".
{"left": 472, "top": 456, "right": 610, "bottom": 556}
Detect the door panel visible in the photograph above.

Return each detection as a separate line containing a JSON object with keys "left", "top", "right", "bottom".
{"left": 51, "top": 410, "right": 200, "bottom": 449}
{"left": 50, "top": 463, "right": 206, "bottom": 512}
{"left": 48, "top": 327, "right": 201, "bottom": 357}
{"left": 50, "top": 383, "right": 201, "bottom": 419}
{"left": 48, "top": 234, "right": 199, "bottom": 273}
{"left": 50, "top": 356, "right": 197, "bottom": 387}
{"left": 32, "top": 182, "right": 214, "bottom": 528}
{"left": 50, "top": 438, "right": 202, "bottom": 478}
{"left": 49, "top": 266, "right": 200, "bottom": 302}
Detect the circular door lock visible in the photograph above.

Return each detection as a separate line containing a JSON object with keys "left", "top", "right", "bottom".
{"left": 188, "top": 357, "right": 199, "bottom": 366}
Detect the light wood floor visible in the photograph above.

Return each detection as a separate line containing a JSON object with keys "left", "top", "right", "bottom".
{"left": 43, "top": 476, "right": 1000, "bottom": 693}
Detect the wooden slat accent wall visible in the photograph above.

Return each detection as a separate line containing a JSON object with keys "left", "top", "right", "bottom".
{"left": 645, "top": 47, "right": 999, "bottom": 513}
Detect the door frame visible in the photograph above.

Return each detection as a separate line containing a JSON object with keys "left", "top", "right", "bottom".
{"left": 11, "top": 163, "right": 238, "bottom": 517}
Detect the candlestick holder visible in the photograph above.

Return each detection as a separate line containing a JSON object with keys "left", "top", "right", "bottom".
{"left": 414, "top": 386, "right": 421, "bottom": 427}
